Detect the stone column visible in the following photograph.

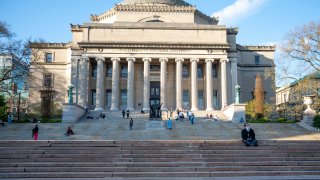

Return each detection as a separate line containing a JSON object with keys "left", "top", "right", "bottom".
{"left": 110, "top": 58, "right": 120, "bottom": 111}
{"left": 126, "top": 58, "right": 135, "bottom": 111}
{"left": 160, "top": 58, "right": 168, "bottom": 111}
{"left": 190, "top": 58, "right": 199, "bottom": 111}
{"left": 220, "top": 58, "right": 229, "bottom": 109}
{"left": 79, "top": 56, "right": 90, "bottom": 107}
{"left": 205, "top": 59, "right": 214, "bottom": 111}
{"left": 95, "top": 57, "right": 105, "bottom": 111}
{"left": 230, "top": 58, "right": 238, "bottom": 103}
{"left": 143, "top": 58, "right": 152, "bottom": 111}
{"left": 175, "top": 58, "right": 184, "bottom": 110}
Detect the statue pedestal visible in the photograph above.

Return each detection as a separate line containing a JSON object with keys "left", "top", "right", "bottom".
{"left": 62, "top": 103, "right": 85, "bottom": 123}
{"left": 146, "top": 121, "right": 165, "bottom": 130}
{"left": 222, "top": 103, "right": 246, "bottom": 122}
{"left": 302, "top": 95, "right": 316, "bottom": 126}
{"left": 302, "top": 108, "right": 316, "bottom": 126}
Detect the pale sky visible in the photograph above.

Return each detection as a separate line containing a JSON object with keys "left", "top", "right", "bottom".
{"left": 0, "top": 0, "right": 319, "bottom": 45}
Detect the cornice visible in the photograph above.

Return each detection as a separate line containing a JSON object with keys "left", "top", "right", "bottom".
{"left": 115, "top": 4, "right": 196, "bottom": 12}
{"left": 78, "top": 41, "right": 230, "bottom": 50}
{"left": 30, "top": 43, "right": 70, "bottom": 49}
{"left": 237, "top": 44, "right": 276, "bottom": 52}
{"left": 70, "top": 24, "right": 83, "bottom": 32}
{"left": 227, "top": 27, "right": 239, "bottom": 35}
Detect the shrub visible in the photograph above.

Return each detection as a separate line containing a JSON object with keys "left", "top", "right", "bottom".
{"left": 313, "top": 114, "right": 320, "bottom": 128}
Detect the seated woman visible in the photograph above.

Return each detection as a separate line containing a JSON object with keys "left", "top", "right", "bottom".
{"left": 66, "top": 126, "right": 74, "bottom": 136}
{"left": 204, "top": 114, "right": 209, "bottom": 119}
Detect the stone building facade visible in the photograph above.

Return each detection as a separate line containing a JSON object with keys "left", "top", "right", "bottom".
{"left": 29, "top": 0, "right": 275, "bottom": 113}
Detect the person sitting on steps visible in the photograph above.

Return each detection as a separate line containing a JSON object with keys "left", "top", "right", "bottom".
{"left": 65, "top": 126, "right": 74, "bottom": 136}
{"left": 241, "top": 123, "right": 258, "bottom": 147}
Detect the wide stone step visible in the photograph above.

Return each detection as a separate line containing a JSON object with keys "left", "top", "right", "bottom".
{"left": 2, "top": 165, "right": 320, "bottom": 173}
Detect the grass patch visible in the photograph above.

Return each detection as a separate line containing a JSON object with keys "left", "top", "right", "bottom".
{"left": 247, "top": 117, "right": 298, "bottom": 123}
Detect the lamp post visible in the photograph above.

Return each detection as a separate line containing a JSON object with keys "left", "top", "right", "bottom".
{"left": 17, "top": 90, "right": 21, "bottom": 122}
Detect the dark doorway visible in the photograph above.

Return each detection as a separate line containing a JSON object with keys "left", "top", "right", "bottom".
{"left": 150, "top": 81, "right": 160, "bottom": 106}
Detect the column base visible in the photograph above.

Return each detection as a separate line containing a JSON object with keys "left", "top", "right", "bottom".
{"left": 126, "top": 107, "right": 135, "bottom": 111}
{"left": 143, "top": 108, "right": 150, "bottom": 111}
{"left": 110, "top": 107, "right": 119, "bottom": 111}
{"left": 190, "top": 107, "right": 199, "bottom": 111}
{"left": 94, "top": 107, "right": 104, "bottom": 111}
{"left": 161, "top": 107, "right": 168, "bottom": 111}
{"left": 206, "top": 108, "right": 214, "bottom": 111}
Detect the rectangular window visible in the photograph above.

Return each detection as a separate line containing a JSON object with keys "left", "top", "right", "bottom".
{"left": 183, "top": 65, "right": 189, "bottom": 78}
{"left": 183, "top": 90, "right": 189, "bottom": 107}
{"left": 106, "top": 89, "right": 112, "bottom": 108}
{"left": 198, "top": 90, "right": 204, "bottom": 110}
{"left": 212, "top": 64, "right": 218, "bottom": 78}
{"left": 155, "top": 88, "right": 160, "bottom": 96}
{"left": 43, "top": 74, "right": 53, "bottom": 87}
{"left": 91, "top": 89, "right": 96, "bottom": 106}
{"left": 197, "top": 64, "right": 203, "bottom": 78}
{"left": 45, "top": 53, "right": 53, "bottom": 63}
{"left": 106, "top": 64, "right": 112, "bottom": 77}
{"left": 92, "top": 64, "right": 97, "bottom": 77}
{"left": 121, "top": 89, "right": 127, "bottom": 110}
{"left": 151, "top": 88, "right": 155, "bottom": 96}
{"left": 255, "top": 55, "right": 260, "bottom": 65}
{"left": 213, "top": 90, "right": 218, "bottom": 107}
{"left": 150, "top": 65, "right": 160, "bottom": 72}
{"left": 121, "top": 64, "right": 128, "bottom": 78}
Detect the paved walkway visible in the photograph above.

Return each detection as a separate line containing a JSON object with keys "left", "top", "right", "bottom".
{"left": 0, "top": 112, "right": 319, "bottom": 141}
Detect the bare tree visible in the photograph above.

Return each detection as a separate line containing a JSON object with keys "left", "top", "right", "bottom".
{"left": 0, "top": 21, "right": 47, "bottom": 95}
{"left": 281, "top": 21, "right": 320, "bottom": 72}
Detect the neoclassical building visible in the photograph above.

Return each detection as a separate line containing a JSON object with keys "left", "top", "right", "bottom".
{"left": 29, "top": 0, "right": 275, "bottom": 113}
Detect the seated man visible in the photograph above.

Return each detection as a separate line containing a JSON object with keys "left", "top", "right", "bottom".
{"left": 66, "top": 126, "right": 74, "bottom": 136}
{"left": 213, "top": 115, "right": 219, "bottom": 121}
{"left": 205, "top": 114, "right": 209, "bottom": 119}
{"left": 241, "top": 123, "right": 258, "bottom": 146}
{"left": 209, "top": 113, "right": 213, "bottom": 119}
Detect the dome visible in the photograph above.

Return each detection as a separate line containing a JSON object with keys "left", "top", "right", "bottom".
{"left": 119, "top": 0, "right": 192, "bottom": 6}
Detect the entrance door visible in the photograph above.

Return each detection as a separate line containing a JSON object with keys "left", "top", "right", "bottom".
{"left": 150, "top": 81, "right": 160, "bottom": 106}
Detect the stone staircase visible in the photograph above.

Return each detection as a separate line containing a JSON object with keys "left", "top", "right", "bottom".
{"left": 1, "top": 140, "right": 320, "bottom": 179}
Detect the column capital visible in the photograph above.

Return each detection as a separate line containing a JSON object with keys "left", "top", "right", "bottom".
{"left": 81, "top": 56, "right": 90, "bottom": 62}
{"left": 71, "top": 57, "right": 81, "bottom": 62}
{"left": 190, "top": 58, "right": 199, "bottom": 63}
{"left": 220, "top": 58, "right": 229, "bottom": 63}
{"left": 142, "top": 58, "right": 152, "bottom": 62}
{"left": 111, "top": 57, "right": 120, "bottom": 62}
{"left": 229, "top": 57, "right": 237, "bottom": 63}
{"left": 205, "top": 59, "right": 215, "bottom": 63}
{"left": 126, "top": 57, "right": 136, "bottom": 62}
{"left": 159, "top": 58, "right": 168, "bottom": 63}
{"left": 175, "top": 58, "right": 184, "bottom": 63}
{"left": 95, "top": 57, "right": 105, "bottom": 62}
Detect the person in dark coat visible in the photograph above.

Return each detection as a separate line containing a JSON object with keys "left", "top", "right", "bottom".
{"left": 126, "top": 109, "right": 130, "bottom": 119}
{"left": 122, "top": 110, "right": 125, "bottom": 118}
{"left": 32, "top": 125, "right": 39, "bottom": 140}
{"left": 129, "top": 118, "right": 134, "bottom": 130}
{"left": 241, "top": 123, "right": 258, "bottom": 146}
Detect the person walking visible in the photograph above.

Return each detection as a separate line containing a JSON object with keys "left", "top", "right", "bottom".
{"left": 190, "top": 113, "right": 195, "bottom": 124}
{"left": 32, "top": 125, "right": 39, "bottom": 140}
{"left": 126, "top": 109, "right": 130, "bottom": 119}
{"left": 122, "top": 110, "right": 125, "bottom": 118}
{"left": 129, "top": 118, "right": 134, "bottom": 130}
{"left": 167, "top": 118, "right": 173, "bottom": 129}
{"left": 7, "top": 114, "right": 13, "bottom": 125}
